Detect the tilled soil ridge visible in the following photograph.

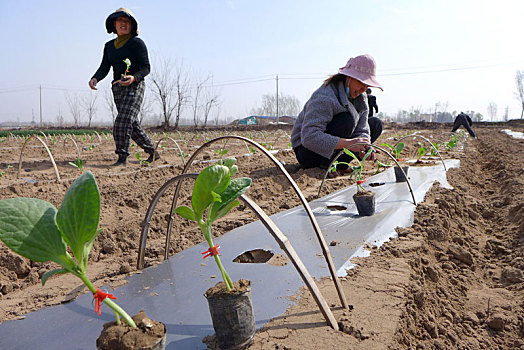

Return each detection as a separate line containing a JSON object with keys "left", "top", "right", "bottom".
{"left": 246, "top": 127, "right": 524, "bottom": 349}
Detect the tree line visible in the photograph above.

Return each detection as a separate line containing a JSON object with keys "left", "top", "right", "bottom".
{"left": 58, "top": 66, "right": 524, "bottom": 128}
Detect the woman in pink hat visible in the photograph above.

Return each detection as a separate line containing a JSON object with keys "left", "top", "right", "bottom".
{"left": 291, "top": 54, "right": 383, "bottom": 173}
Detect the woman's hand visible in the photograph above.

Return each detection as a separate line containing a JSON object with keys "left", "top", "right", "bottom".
{"left": 89, "top": 78, "right": 98, "bottom": 90}
{"left": 336, "top": 137, "right": 375, "bottom": 161}
{"left": 119, "top": 75, "right": 135, "bottom": 86}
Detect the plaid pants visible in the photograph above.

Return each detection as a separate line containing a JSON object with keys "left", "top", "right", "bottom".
{"left": 111, "top": 81, "right": 155, "bottom": 156}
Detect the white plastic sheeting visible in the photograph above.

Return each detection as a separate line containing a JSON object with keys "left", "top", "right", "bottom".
{"left": 0, "top": 159, "right": 459, "bottom": 350}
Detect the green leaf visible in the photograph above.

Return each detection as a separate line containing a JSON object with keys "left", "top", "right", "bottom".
{"left": 173, "top": 206, "right": 197, "bottom": 221}
{"left": 211, "top": 200, "right": 241, "bottom": 222}
{"left": 41, "top": 268, "right": 68, "bottom": 286}
{"left": 361, "top": 147, "right": 374, "bottom": 162}
{"left": 56, "top": 171, "right": 100, "bottom": 264}
{"left": 343, "top": 148, "right": 360, "bottom": 163}
{"left": 192, "top": 165, "right": 230, "bottom": 219}
{"left": 0, "top": 198, "right": 76, "bottom": 270}
{"left": 81, "top": 228, "right": 102, "bottom": 271}
{"left": 209, "top": 177, "right": 251, "bottom": 223}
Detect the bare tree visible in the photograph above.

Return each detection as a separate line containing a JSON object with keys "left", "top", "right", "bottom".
{"left": 138, "top": 85, "right": 155, "bottom": 125}
{"left": 191, "top": 74, "right": 210, "bottom": 127}
{"left": 515, "top": 70, "right": 524, "bottom": 118}
{"left": 82, "top": 91, "right": 98, "bottom": 127}
{"left": 55, "top": 106, "right": 64, "bottom": 127}
{"left": 150, "top": 57, "right": 191, "bottom": 129}
{"left": 214, "top": 106, "right": 223, "bottom": 126}
{"left": 503, "top": 106, "right": 509, "bottom": 122}
{"left": 487, "top": 102, "right": 498, "bottom": 121}
{"left": 104, "top": 88, "right": 117, "bottom": 124}
{"left": 250, "top": 93, "right": 301, "bottom": 117}
{"left": 65, "top": 93, "right": 82, "bottom": 127}
{"left": 433, "top": 101, "right": 450, "bottom": 122}
{"left": 201, "top": 79, "right": 221, "bottom": 128}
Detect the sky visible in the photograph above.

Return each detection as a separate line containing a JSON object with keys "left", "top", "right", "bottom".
{"left": 1, "top": 0, "right": 524, "bottom": 125}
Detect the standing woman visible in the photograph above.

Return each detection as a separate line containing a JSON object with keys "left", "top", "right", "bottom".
{"left": 89, "top": 8, "right": 159, "bottom": 166}
{"left": 291, "top": 54, "right": 383, "bottom": 172}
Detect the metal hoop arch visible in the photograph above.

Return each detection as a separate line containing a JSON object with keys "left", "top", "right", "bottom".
{"left": 136, "top": 173, "right": 339, "bottom": 330}
{"left": 17, "top": 135, "right": 61, "bottom": 181}
{"left": 171, "top": 135, "right": 349, "bottom": 310}
{"left": 393, "top": 134, "right": 446, "bottom": 170}
{"left": 318, "top": 143, "right": 416, "bottom": 205}
{"left": 63, "top": 135, "right": 80, "bottom": 160}
{"left": 153, "top": 136, "right": 186, "bottom": 165}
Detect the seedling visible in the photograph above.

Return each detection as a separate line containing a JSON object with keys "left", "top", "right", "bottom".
{"left": 430, "top": 142, "right": 440, "bottom": 156}
{"left": 374, "top": 160, "right": 392, "bottom": 174}
{"left": 249, "top": 147, "right": 257, "bottom": 155}
{"left": 89, "top": 144, "right": 97, "bottom": 151}
{"left": 68, "top": 158, "right": 84, "bottom": 171}
{"left": 330, "top": 148, "right": 374, "bottom": 192}
{"left": 381, "top": 142, "right": 405, "bottom": 161}
{"left": 135, "top": 152, "right": 149, "bottom": 166}
{"left": 417, "top": 146, "right": 427, "bottom": 162}
{"left": 215, "top": 148, "right": 229, "bottom": 158}
{"left": 0, "top": 171, "right": 136, "bottom": 327}
{"left": 447, "top": 135, "right": 459, "bottom": 150}
{"left": 174, "top": 158, "right": 251, "bottom": 292}
{"left": 123, "top": 58, "right": 131, "bottom": 76}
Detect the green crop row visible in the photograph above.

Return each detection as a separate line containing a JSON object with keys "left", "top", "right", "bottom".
{"left": 0, "top": 129, "right": 112, "bottom": 138}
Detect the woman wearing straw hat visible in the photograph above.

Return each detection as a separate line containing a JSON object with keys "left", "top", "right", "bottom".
{"left": 89, "top": 8, "right": 159, "bottom": 166}
{"left": 291, "top": 54, "right": 383, "bottom": 173}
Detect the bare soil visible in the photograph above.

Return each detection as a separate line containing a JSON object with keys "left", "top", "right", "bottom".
{"left": 0, "top": 121, "right": 523, "bottom": 349}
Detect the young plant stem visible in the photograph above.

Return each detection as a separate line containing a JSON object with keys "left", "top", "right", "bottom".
{"left": 78, "top": 273, "right": 136, "bottom": 328}
{"left": 202, "top": 223, "right": 234, "bottom": 291}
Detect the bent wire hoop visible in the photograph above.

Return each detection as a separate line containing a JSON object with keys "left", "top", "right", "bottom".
{"left": 318, "top": 143, "right": 416, "bottom": 205}
{"left": 393, "top": 134, "right": 446, "bottom": 170}
{"left": 170, "top": 135, "right": 349, "bottom": 310}
{"left": 136, "top": 172, "right": 339, "bottom": 330}
{"left": 153, "top": 136, "right": 185, "bottom": 165}
{"left": 17, "top": 135, "right": 61, "bottom": 181}
{"left": 63, "top": 135, "right": 80, "bottom": 160}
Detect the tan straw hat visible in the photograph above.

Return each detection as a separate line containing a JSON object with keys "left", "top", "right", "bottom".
{"left": 105, "top": 8, "right": 139, "bottom": 36}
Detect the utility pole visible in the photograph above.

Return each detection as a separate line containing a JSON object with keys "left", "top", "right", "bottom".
{"left": 39, "top": 84, "right": 43, "bottom": 127}
{"left": 276, "top": 75, "right": 279, "bottom": 124}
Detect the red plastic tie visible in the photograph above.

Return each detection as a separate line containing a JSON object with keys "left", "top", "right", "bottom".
{"left": 357, "top": 179, "right": 366, "bottom": 185}
{"left": 202, "top": 244, "right": 220, "bottom": 259}
{"left": 93, "top": 287, "right": 117, "bottom": 316}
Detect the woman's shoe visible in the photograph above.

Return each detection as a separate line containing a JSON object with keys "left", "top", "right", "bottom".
{"left": 146, "top": 151, "right": 160, "bottom": 163}
{"left": 110, "top": 155, "right": 127, "bottom": 167}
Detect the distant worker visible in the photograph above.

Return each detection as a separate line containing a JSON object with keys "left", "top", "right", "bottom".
{"left": 452, "top": 112, "right": 477, "bottom": 138}
{"left": 291, "top": 54, "right": 383, "bottom": 173}
{"left": 366, "top": 88, "right": 378, "bottom": 117}
{"left": 366, "top": 88, "right": 381, "bottom": 143}
{"left": 89, "top": 8, "right": 159, "bottom": 166}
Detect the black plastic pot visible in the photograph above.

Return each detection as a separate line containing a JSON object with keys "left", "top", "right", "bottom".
{"left": 205, "top": 280, "right": 256, "bottom": 349}
{"left": 394, "top": 166, "right": 409, "bottom": 183}
{"left": 353, "top": 190, "right": 375, "bottom": 216}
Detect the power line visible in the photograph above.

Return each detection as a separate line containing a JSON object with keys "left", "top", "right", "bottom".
{"left": 1, "top": 59, "right": 523, "bottom": 94}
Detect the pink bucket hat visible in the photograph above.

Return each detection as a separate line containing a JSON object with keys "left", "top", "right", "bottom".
{"left": 339, "top": 54, "right": 383, "bottom": 90}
